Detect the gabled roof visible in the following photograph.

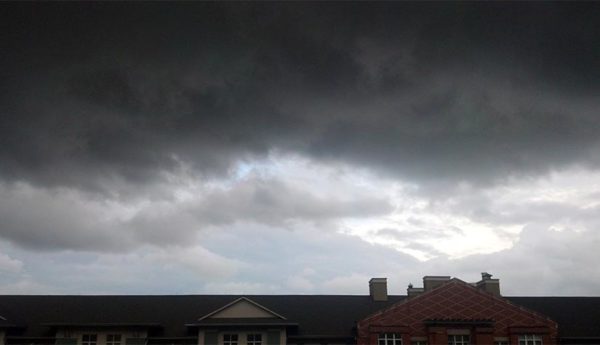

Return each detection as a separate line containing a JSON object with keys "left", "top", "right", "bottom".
{"left": 358, "top": 278, "right": 558, "bottom": 336}
{"left": 506, "top": 297, "right": 600, "bottom": 338}
{"left": 0, "top": 295, "right": 405, "bottom": 338}
{"left": 197, "top": 297, "right": 287, "bottom": 321}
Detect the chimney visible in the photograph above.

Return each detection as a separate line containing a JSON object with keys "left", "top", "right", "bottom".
{"left": 423, "top": 276, "right": 451, "bottom": 291}
{"left": 476, "top": 272, "right": 501, "bottom": 296}
{"left": 407, "top": 283, "right": 424, "bottom": 297}
{"left": 369, "top": 278, "right": 388, "bottom": 301}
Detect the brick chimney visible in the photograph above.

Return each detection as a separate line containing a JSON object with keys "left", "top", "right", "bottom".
{"left": 476, "top": 272, "right": 500, "bottom": 296}
{"left": 369, "top": 278, "right": 388, "bottom": 301}
{"left": 423, "top": 276, "right": 451, "bottom": 291}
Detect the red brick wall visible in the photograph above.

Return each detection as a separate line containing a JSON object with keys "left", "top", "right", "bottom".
{"left": 357, "top": 279, "right": 557, "bottom": 345}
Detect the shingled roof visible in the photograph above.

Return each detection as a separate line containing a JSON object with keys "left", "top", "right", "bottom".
{"left": 506, "top": 297, "right": 600, "bottom": 339}
{"left": 0, "top": 295, "right": 598, "bottom": 339}
{"left": 0, "top": 295, "right": 405, "bottom": 338}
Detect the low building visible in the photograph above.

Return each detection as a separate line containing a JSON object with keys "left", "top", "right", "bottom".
{"left": 0, "top": 274, "right": 598, "bottom": 345}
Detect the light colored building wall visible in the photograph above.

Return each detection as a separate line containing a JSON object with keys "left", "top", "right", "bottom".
{"left": 55, "top": 328, "right": 148, "bottom": 345}
{"left": 0, "top": 330, "right": 5, "bottom": 345}
{"left": 278, "top": 329, "right": 286, "bottom": 345}
{"left": 198, "top": 329, "right": 285, "bottom": 345}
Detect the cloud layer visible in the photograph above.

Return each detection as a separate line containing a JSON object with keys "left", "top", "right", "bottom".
{"left": 1, "top": 2, "right": 600, "bottom": 295}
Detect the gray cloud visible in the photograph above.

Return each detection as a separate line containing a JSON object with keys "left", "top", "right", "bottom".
{"left": 127, "top": 175, "right": 392, "bottom": 247}
{"left": 189, "top": 178, "right": 392, "bottom": 226}
{"left": 2, "top": 3, "right": 600, "bottom": 194}
{"left": 0, "top": 184, "right": 135, "bottom": 251}
{"left": 431, "top": 188, "right": 600, "bottom": 230}
{"left": 6, "top": 218, "right": 600, "bottom": 295}
{"left": 0, "top": 175, "right": 391, "bottom": 251}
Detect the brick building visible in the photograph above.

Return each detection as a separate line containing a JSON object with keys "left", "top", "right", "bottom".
{"left": 358, "top": 276, "right": 557, "bottom": 345}
{"left": 0, "top": 274, "right": 598, "bottom": 345}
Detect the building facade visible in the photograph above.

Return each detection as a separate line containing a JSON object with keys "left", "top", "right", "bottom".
{"left": 0, "top": 274, "right": 598, "bottom": 345}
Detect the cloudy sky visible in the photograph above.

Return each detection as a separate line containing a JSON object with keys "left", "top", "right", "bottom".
{"left": 1, "top": 2, "right": 600, "bottom": 296}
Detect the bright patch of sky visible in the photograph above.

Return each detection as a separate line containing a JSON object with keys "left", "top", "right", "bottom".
{"left": 205, "top": 154, "right": 600, "bottom": 261}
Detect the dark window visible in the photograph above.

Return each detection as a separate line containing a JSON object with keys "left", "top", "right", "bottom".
{"left": 247, "top": 334, "right": 262, "bottom": 345}
{"left": 82, "top": 335, "right": 97, "bottom": 345}
{"left": 106, "top": 334, "right": 121, "bottom": 345}
{"left": 223, "top": 334, "right": 238, "bottom": 345}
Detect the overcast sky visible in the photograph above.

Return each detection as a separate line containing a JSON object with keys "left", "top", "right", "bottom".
{"left": 1, "top": 2, "right": 600, "bottom": 296}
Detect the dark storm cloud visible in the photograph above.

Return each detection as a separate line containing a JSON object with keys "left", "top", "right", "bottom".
{"left": 2, "top": 2, "right": 600, "bottom": 193}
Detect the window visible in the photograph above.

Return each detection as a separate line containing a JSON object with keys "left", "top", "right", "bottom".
{"left": 223, "top": 334, "right": 238, "bottom": 345}
{"left": 107, "top": 335, "right": 121, "bottom": 345}
{"left": 247, "top": 334, "right": 262, "bottom": 345}
{"left": 519, "top": 335, "right": 542, "bottom": 345}
{"left": 379, "top": 333, "right": 402, "bottom": 345}
{"left": 82, "top": 335, "right": 97, "bottom": 345}
{"left": 448, "top": 335, "right": 470, "bottom": 345}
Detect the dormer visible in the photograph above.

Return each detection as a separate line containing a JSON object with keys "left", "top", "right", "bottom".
{"left": 189, "top": 297, "right": 296, "bottom": 345}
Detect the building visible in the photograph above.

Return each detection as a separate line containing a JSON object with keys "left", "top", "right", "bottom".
{"left": 0, "top": 274, "right": 599, "bottom": 345}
